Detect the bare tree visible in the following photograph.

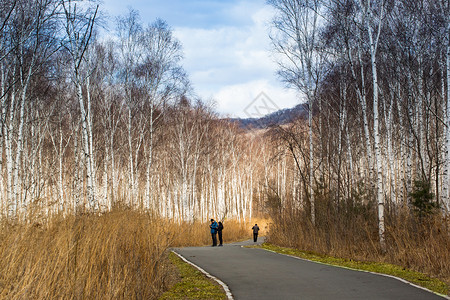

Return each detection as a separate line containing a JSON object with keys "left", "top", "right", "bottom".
{"left": 269, "top": 0, "right": 328, "bottom": 224}
{"left": 136, "top": 19, "right": 187, "bottom": 211}
{"left": 62, "top": 0, "right": 99, "bottom": 211}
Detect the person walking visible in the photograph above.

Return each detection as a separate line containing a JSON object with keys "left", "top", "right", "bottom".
{"left": 217, "top": 221, "right": 224, "bottom": 246}
{"left": 210, "top": 219, "right": 218, "bottom": 246}
{"left": 252, "top": 224, "right": 260, "bottom": 242}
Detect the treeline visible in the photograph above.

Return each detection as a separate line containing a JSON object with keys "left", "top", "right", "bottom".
{"left": 267, "top": 0, "right": 450, "bottom": 252}
{"left": 0, "top": 0, "right": 258, "bottom": 222}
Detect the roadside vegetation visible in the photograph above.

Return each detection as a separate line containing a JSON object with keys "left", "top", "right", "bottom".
{"left": 265, "top": 206, "right": 450, "bottom": 296}
{"left": 159, "top": 252, "right": 227, "bottom": 300}
{"left": 259, "top": 243, "right": 449, "bottom": 296}
{"left": 0, "top": 208, "right": 250, "bottom": 299}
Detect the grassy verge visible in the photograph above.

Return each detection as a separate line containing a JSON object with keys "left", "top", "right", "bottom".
{"left": 159, "top": 252, "right": 227, "bottom": 300}
{"left": 258, "top": 243, "right": 449, "bottom": 296}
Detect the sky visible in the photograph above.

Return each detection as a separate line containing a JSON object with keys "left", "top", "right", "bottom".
{"left": 101, "top": 0, "right": 300, "bottom": 118}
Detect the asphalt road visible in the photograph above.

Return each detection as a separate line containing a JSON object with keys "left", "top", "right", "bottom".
{"left": 173, "top": 238, "right": 447, "bottom": 300}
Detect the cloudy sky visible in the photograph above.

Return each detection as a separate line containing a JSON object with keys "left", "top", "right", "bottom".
{"left": 101, "top": 0, "right": 300, "bottom": 118}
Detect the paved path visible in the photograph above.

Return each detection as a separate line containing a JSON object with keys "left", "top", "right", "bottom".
{"left": 173, "top": 238, "right": 447, "bottom": 300}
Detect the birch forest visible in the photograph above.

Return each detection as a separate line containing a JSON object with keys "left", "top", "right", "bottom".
{"left": 266, "top": 0, "right": 450, "bottom": 255}
{"left": 0, "top": 0, "right": 449, "bottom": 297}
{"left": 1, "top": 0, "right": 449, "bottom": 262}
{"left": 0, "top": 0, "right": 260, "bottom": 223}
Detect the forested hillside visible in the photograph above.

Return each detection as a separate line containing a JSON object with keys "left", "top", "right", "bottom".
{"left": 228, "top": 103, "right": 306, "bottom": 129}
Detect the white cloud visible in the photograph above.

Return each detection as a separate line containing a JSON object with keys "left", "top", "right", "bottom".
{"left": 172, "top": 2, "right": 302, "bottom": 118}
{"left": 212, "top": 80, "right": 300, "bottom": 118}
{"left": 101, "top": 0, "right": 300, "bottom": 117}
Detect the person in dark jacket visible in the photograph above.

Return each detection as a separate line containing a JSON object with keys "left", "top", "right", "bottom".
{"left": 210, "top": 219, "right": 218, "bottom": 246}
{"left": 217, "top": 221, "right": 224, "bottom": 246}
{"left": 252, "top": 224, "right": 260, "bottom": 242}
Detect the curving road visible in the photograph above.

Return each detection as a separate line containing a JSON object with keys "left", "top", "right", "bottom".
{"left": 173, "top": 238, "right": 447, "bottom": 300}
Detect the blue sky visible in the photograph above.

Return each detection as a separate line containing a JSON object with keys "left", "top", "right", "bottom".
{"left": 101, "top": 0, "right": 299, "bottom": 118}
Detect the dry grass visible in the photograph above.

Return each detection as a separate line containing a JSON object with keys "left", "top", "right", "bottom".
{"left": 0, "top": 210, "right": 174, "bottom": 299}
{"left": 267, "top": 209, "right": 450, "bottom": 291}
{"left": 0, "top": 210, "right": 256, "bottom": 299}
{"left": 386, "top": 215, "right": 450, "bottom": 285}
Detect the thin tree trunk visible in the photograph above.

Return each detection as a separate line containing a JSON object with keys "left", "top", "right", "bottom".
{"left": 358, "top": 49, "right": 374, "bottom": 182}
{"left": 309, "top": 94, "right": 315, "bottom": 225}
{"left": 127, "top": 107, "right": 135, "bottom": 206}
{"left": 85, "top": 74, "right": 97, "bottom": 210}
{"left": 5, "top": 71, "right": 16, "bottom": 218}
{"left": 346, "top": 122, "right": 354, "bottom": 196}
{"left": 145, "top": 106, "right": 154, "bottom": 211}
{"left": 446, "top": 34, "right": 450, "bottom": 212}
{"left": 76, "top": 80, "right": 95, "bottom": 211}
{"left": 407, "top": 71, "right": 414, "bottom": 204}
{"left": 338, "top": 81, "right": 347, "bottom": 206}
{"left": 110, "top": 130, "right": 116, "bottom": 208}
{"left": 368, "top": 18, "right": 386, "bottom": 252}
{"left": 0, "top": 65, "right": 5, "bottom": 212}
{"left": 103, "top": 130, "right": 109, "bottom": 211}
{"left": 58, "top": 124, "right": 64, "bottom": 213}
{"left": 73, "top": 125, "right": 80, "bottom": 212}
{"left": 386, "top": 92, "right": 395, "bottom": 210}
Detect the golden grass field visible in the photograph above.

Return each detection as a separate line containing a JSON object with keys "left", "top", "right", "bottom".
{"left": 0, "top": 209, "right": 257, "bottom": 299}
{"left": 0, "top": 208, "right": 448, "bottom": 299}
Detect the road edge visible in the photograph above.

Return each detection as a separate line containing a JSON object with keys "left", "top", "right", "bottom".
{"left": 171, "top": 250, "right": 234, "bottom": 300}
{"left": 261, "top": 248, "right": 450, "bottom": 300}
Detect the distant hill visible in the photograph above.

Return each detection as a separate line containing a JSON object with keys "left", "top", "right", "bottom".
{"left": 228, "top": 103, "right": 307, "bottom": 129}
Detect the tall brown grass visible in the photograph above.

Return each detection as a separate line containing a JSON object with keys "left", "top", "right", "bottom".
{"left": 267, "top": 206, "right": 450, "bottom": 286}
{"left": 0, "top": 209, "right": 254, "bottom": 299}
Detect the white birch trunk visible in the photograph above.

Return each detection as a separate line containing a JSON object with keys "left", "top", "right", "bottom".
{"left": 76, "top": 81, "right": 95, "bottom": 211}
{"left": 406, "top": 71, "right": 414, "bottom": 202}
{"left": 144, "top": 102, "right": 164, "bottom": 212}
{"left": 111, "top": 131, "right": 116, "bottom": 209}
{"left": 0, "top": 65, "right": 5, "bottom": 211}
{"left": 338, "top": 81, "right": 347, "bottom": 203}
{"left": 417, "top": 60, "right": 426, "bottom": 175}
{"left": 445, "top": 33, "right": 450, "bottom": 212}
{"left": 5, "top": 72, "right": 15, "bottom": 218}
{"left": 145, "top": 108, "right": 154, "bottom": 211}
{"left": 346, "top": 122, "right": 354, "bottom": 193}
{"left": 367, "top": 10, "right": 386, "bottom": 252}
{"left": 127, "top": 108, "right": 135, "bottom": 206}
{"left": 440, "top": 55, "right": 448, "bottom": 209}
{"left": 249, "top": 170, "right": 253, "bottom": 221}
{"left": 386, "top": 93, "right": 395, "bottom": 208}
{"left": 13, "top": 78, "right": 28, "bottom": 216}
{"left": 358, "top": 50, "right": 374, "bottom": 181}
{"left": 103, "top": 132, "right": 109, "bottom": 211}
{"left": 58, "top": 125, "right": 64, "bottom": 213}
{"left": 395, "top": 83, "right": 406, "bottom": 206}
{"left": 85, "top": 74, "right": 97, "bottom": 210}
{"left": 309, "top": 95, "right": 315, "bottom": 225}
{"left": 73, "top": 125, "right": 80, "bottom": 211}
